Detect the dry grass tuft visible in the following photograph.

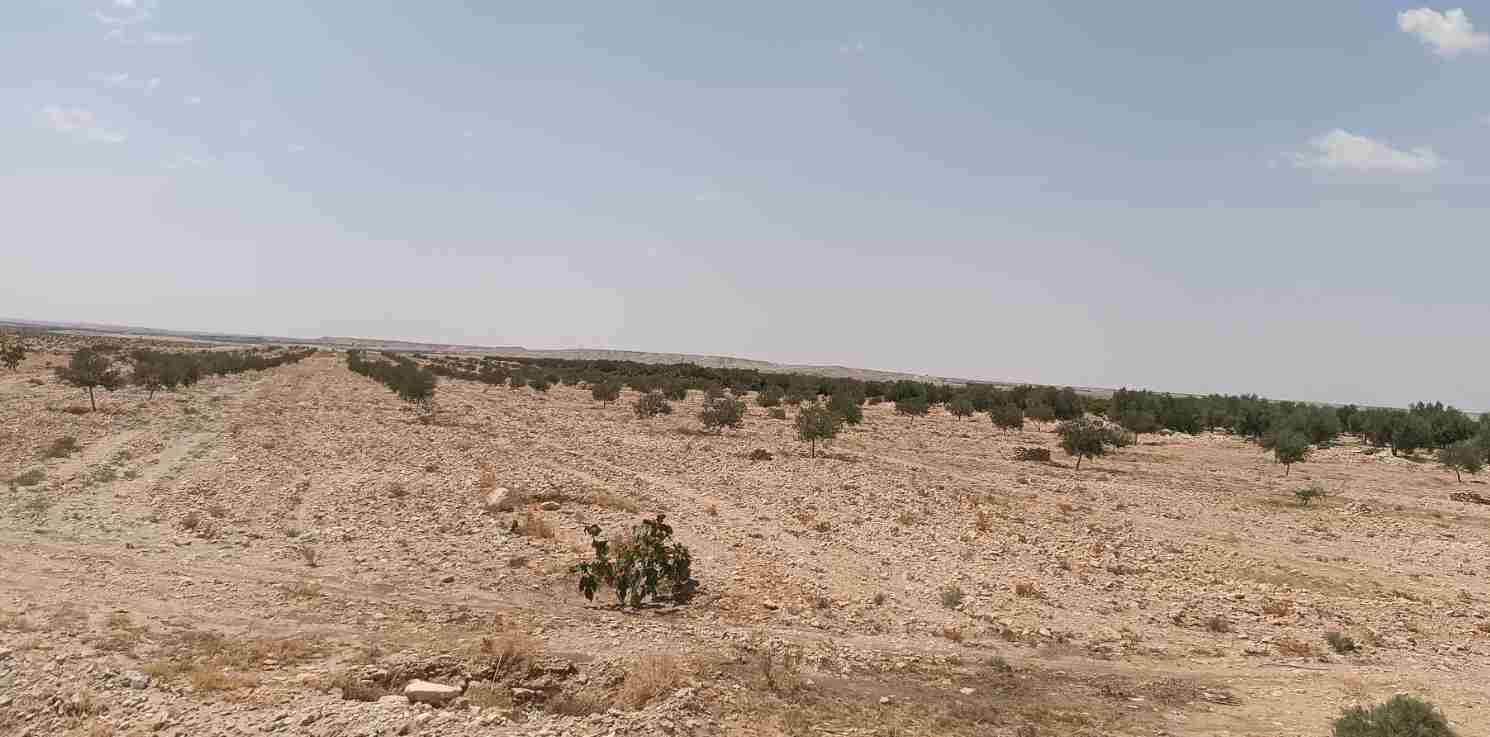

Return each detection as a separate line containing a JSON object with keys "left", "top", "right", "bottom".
{"left": 478, "top": 630, "right": 539, "bottom": 675}
{"left": 1275, "top": 637, "right": 1315, "bottom": 657}
{"left": 512, "top": 509, "right": 555, "bottom": 538}
{"left": 1261, "top": 598, "right": 1293, "bottom": 618}
{"left": 617, "top": 655, "right": 681, "bottom": 709}
{"left": 1013, "top": 580, "right": 1041, "bottom": 598}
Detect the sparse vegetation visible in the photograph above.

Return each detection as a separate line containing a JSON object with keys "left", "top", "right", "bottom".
{"left": 1295, "top": 483, "right": 1327, "bottom": 507}
{"left": 616, "top": 655, "right": 681, "bottom": 708}
{"left": 1326, "top": 631, "right": 1358, "bottom": 654}
{"left": 938, "top": 583, "right": 964, "bottom": 609}
{"left": 1333, "top": 695, "right": 1456, "bottom": 737}
{"left": 1057, "top": 417, "right": 1120, "bottom": 470}
{"left": 699, "top": 394, "right": 746, "bottom": 433}
{"left": 43, "top": 436, "right": 80, "bottom": 459}
{"left": 795, "top": 401, "right": 842, "bottom": 457}
{"left": 573, "top": 514, "right": 694, "bottom": 608}
{"left": 1439, "top": 440, "right": 1485, "bottom": 483}
{"left": 633, "top": 391, "right": 673, "bottom": 419}
{"left": 55, "top": 348, "right": 122, "bottom": 411}
{"left": 1272, "top": 430, "right": 1310, "bottom": 475}
{"left": 1, "top": 338, "right": 26, "bottom": 370}
{"left": 10, "top": 468, "right": 45, "bottom": 489}
{"left": 990, "top": 403, "right": 1025, "bottom": 431}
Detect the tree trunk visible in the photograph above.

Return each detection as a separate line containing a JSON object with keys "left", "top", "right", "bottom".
{"left": 1457, "top": 470, "right": 1463, "bottom": 483}
{"left": 811, "top": 439, "right": 817, "bottom": 458}
{"left": 1285, "top": 463, "right": 1291, "bottom": 476}
{"left": 87, "top": 386, "right": 96, "bottom": 411}
{"left": 1075, "top": 455, "right": 1082, "bottom": 470}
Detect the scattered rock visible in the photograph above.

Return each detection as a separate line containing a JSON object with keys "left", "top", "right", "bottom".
{"left": 483, "top": 487, "right": 512, "bottom": 512}
{"left": 404, "top": 679, "right": 462, "bottom": 705}
{"left": 539, "top": 501, "right": 561, "bottom": 511}
{"left": 124, "top": 669, "right": 151, "bottom": 689}
{"left": 379, "top": 694, "right": 411, "bottom": 707}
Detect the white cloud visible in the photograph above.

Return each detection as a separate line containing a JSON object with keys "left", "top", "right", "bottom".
{"left": 92, "top": 72, "right": 161, "bottom": 94}
{"left": 1290, "top": 129, "right": 1442, "bottom": 173}
{"left": 33, "top": 106, "right": 127, "bottom": 144}
{"left": 94, "top": 0, "right": 156, "bottom": 25}
{"left": 142, "top": 31, "right": 198, "bottom": 45}
{"left": 1398, "top": 8, "right": 1489, "bottom": 57}
{"left": 163, "top": 152, "right": 212, "bottom": 170}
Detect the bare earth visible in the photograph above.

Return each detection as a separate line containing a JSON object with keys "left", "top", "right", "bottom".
{"left": 2, "top": 345, "right": 1488, "bottom": 736}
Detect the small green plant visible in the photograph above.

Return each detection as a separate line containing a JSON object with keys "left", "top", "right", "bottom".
{"left": 1333, "top": 695, "right": 1455, "bottom": 737}
{"left": 10, "top": 469, "right": 46, "bottom": 489}
{"left": 1295, "top": 483, "right": 1326, "bottom": 507}
{"left": 1325, "top": 631, "right": 1357, "bottom": 654}
{"left": 43, "top": 436, "right": 80, "bottom": 459}
{"left": 938, "top": 583, "right": 964, "bottom": 609}
{"left": 633, "top": 391, "right": 673, "bottom": 419}
{"left": 768, "top": 407, "right": 787, "bottom": 420}
{"left": 573, "top": 514, "right": 694, "bottom": 608}
{"left": 55, "top": 348, "right": 122, "bottom": 412}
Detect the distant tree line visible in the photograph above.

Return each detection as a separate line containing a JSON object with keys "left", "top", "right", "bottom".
{"left": 346, "top": 350, "right": 437, "bottom": 416}
{"left": 52, "top": 345, "right": 313, "bottom": 410}
{"left": 411, "top": 352, "right": 1488, "bottom": 474}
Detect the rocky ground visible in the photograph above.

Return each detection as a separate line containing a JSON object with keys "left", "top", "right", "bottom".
{"left": 3, "top": 340, "right": 1489, "bottom": 736}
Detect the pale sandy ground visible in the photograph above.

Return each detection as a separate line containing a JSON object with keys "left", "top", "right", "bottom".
{"left": 2, "top": 344, "right": 1489, "bottom": 736}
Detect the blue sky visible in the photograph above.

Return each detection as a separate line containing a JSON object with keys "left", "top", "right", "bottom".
{"left": 3, "top": 2, "right": 1488, "bottom": 410}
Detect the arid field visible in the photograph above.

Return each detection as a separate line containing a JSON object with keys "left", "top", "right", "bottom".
{"left": 3, "top": 338, "right": 1489, "bottom": 736}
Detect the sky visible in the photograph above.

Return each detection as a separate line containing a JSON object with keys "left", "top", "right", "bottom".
{"left": 2, "top": 2, "right": 1488, "bottom": 410}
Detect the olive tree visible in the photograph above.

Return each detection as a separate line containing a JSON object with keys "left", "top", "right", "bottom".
{"left": 1440, "top": 440, "right": 1486, "bottom": 483}
{"left": 699, "top": 395, "right": 746, "bottom": 433}
{"left": 990, "top": 403, "right": 1024, "bottom": 431}
{"left": 1273, "top": 430, "right": 1309, "bottom": 476}
{"left": 795, "top": 402, "right": 842, "bottom": 457}
{"left": 1, "top": 339, "right": 25, "bottom": 370}
{"left": 56, "top": 348, "right": 122, "bottom": 411}
{"left": 947, "top": 397, "right": 975, "bottom": 419}
{"left": 1057, "top": 417, "right": 1113, "bottom": 470}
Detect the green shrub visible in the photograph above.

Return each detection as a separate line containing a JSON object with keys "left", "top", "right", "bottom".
{"left": 1439, "top": 440, "right": 1485, "bottom": 483}
{"left": 55, "top": 348, "right": 122, "bottom": 412}
{"left": 527, "top": 376, "right": 551, "bottom": 393}
{"left": 43, "top": 436, "right": 80, "bottom": 459}
{"left": 1117, "top": 410, "right": 1159, "bottom": 438}
{"left": 1325, "top": 631, "right": 1357, "bottom": 654}
{"left": 756, "top": 386, "right": 784, "bottom": 407}
{"left": 828, "top": 392, "right": 863, "bottom": 426}
{"left": 1, "top": 339, "right": 26, "bottom": 370}
{"left": 990, "top": 403, "right": 1025, "bottom": 431}
{"left": 795, "top": 402, "right": 842, "bottom": 457}
{"left": 1333, "top": 695, "right": 1455, "bottom": 737}
{"left": 10, "top": 469, "right": 45, "bottom": 488}
{"left": 938, "top": 584, "right": 964, "bottom": 609}
{"left": 894, "top": 396, "right": 930, "bottom": 417}
{"left": 1273, "top": 431, "right": 1309, "bottom": 475}
{"left": 1295, "top": 483, "right": 1326, "bottom": 507}
{"left": 572, "top": 515, "right": 693, "bottom": 608}
{"left": 1024, "top": 401, "right": 1055, "bottom": 424}
{"left": 591, "top": 382, "right": 621, "bottom": 402}
{"left": 947, "top": 397, "right": 975, "bottom": 419}
{"left": 662, "top": 382, "right": 689, "bottom": 401}
{"left": 633, "top": 391, "right": 673, "bottom": 419}
{"left": 1057, "top": 417, "right": 1115, "bottom": 470}
{"left": 768, "top": 407, "right": 787, "bottom": 420}
{"left": 699, "top": 396, "right": 746, "bottom": 433}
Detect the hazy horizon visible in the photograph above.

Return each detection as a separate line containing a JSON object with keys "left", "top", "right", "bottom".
{"left": 4, "top": 2, "right": 1488, "bottom": 411}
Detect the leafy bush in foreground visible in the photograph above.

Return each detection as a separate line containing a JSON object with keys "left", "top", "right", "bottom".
{"left": 573, "top": 515, "right": 693, "bottom": 608}
{"left": 1334, "top": 695, "right": 1455, "bottom": 737}
{"left": 1, "top": 338, "right": 26, "bottom": 370}
{"left": 990, "top": 403, "right": 1025, "bottom": 431}
{"left": 1272, "top": 431, "right": 1309, "bottom": 476}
